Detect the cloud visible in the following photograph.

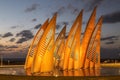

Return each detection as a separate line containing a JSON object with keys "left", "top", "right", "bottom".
{"left": 9, "top": 38, "right": 16, "bottom": 42}
{"left": 10, "top": 25, "right": 21, "bottom": 29}
{"left": 67, "top": 4, "right": 79, "bottom": 14}
{"left": 0, "top": 44, "right": 4, "bottom": 48}
{"left": 34, "top": 24, "right": 42, "bottom": 29}
{"left": 101, "top": 36, "right": 119, "bottom": 41}
{"left": 7, "top": 45, "right": 18, "bottom": 48}
{"left": 101, "top": 47, "right": 120, "bottom": 59}
{"left": 57, "top": 6, "right": 65, "bottom": 16}
{"left": 73, "top": 8, "right": 79, "bottom": 14}
{"left": 56, "top": 21, "right": 69, "bottom": 30}
{"left": 0, "top": 44, "right": 27, "bottom": 58}
{"left": 105, "top": 41, "right": 115, "bottom": 44}
{"left": 0, "top": 47, "right": 28, "bottom": 58}
{"left": 11, "top": 26, "right": 17, "bottom": 29}
{"left": 103, "top": 11, "right": 120, "bottom": 23}
{"left": 32, "top": 18, "right": 37, "bottom": 22}
{"left": 84, "top": 0, "right": 104, "bottom": 12}
{"left": 0, "top": 44, "right": 18, "bottom": 51}
{"left": 101, "top": 35, "right": 119, "bottom": 45}
{"left": 16, "top": 30, "right": 33, "bottom": 39}
{"left": 25, "top": 3, "right": 40, "bottom": 12}
{"left": 52, "top": 6, "right": 65, "bottom": 16}
{"left": 2, "top": 32, "right": 13, "bottom": 38}
{"left": 53, "top": 4, "right": 80, "bottom": 16}
{"left": 58, "top": 6, "right": 65, "bottom": 15}
{"left": 56, "top": 24, "right": 61, "bottom": 30}
{"left": 62, "top": 21, "right": 69, "bottom": 26}
{"left": 16, "top": 30, "right": 34, "bottom": 43}
{"left": 16, "top": 38, "right": 28, "bottom": 44}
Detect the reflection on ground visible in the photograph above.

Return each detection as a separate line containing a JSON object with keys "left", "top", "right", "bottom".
{"left": 0, "top": 66, "right": 120, "bottom": 76}
{"left": 0, "top": 66, "right": 25, "bottom": 75}
{"left": 25, "top": 68, "right": 100, "bottom": 76}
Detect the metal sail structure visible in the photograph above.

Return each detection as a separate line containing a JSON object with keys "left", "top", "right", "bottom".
{"left": 73, "top": 15, "right": 82, "bottom": 70}
{"left": 79, "top": 7, "right": 96, "bottom": 68}
{"left": 90, "top": 17, "right": 103, "bottom": 68}
{"left": 68, "top": 10, "right": 83, "bottom": 70}
{"left": 94, "top": 17, "right": 103, "bottom": 68}
{"left": 63, "top": 10, "right": 83, "bottom": 70}
{"left": 84, "top": 16, "right": 103, "bottom": 68}
{"left": 24, "top": 7, "right": 103, "bottom": 75}
{"left": 58, "top": 39, "right": 66, "bottom": 70}
{"left": 24, "top": 19, "right": 49, "bottom": 70}
{"left": 53, "top": 26, "right": 66, "bottom": 68}
{"left": 89, "top": 29, "right": 100, "bottom": 68}
{"left": 41, "top": 25, "right": 66, "bottom": 72}
{"left": 58, "top": 40, "right": 65, "bottom": 68}
{"left": 31, "top": 13, "right": 57, "bottom": 73}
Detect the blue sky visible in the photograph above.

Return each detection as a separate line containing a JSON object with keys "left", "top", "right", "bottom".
{"left": 0, "top": 0, "right": 120, "bottom": 59}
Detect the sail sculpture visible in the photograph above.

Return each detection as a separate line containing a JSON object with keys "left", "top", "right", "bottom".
{"left": 31, "top": 13, "right": 57, "bottom": 73}
{"left": 94, "top": 17, "right": 103, "bottom": 68}
{"left": 84, "top": 16, "right": 103, "bottom": 68}
{"left": 79, "top": 7, "right": 96, "bottom": 68}
{"left": 73, "top": 16, "right": 82, "bottom": 70}
{"left": 63, "top": 10, "right": 83, "bottom": 70}
{"left": 25, "top": 7, "right": 103, "bottom": 74}
{"left": 24, "top": 19, "right": 49, "bottom": 70}
{"left": 53, "top": 26, "right": 66, "bottom": 68}
{"left": 68, "top": 10, "right": 82, "bottom": 70}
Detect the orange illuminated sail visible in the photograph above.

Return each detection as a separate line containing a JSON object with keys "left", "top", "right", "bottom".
{"left": 53, "top": 26, "right": 66, "bottom": 68}
{"left": 58, "top": 40, "right": 65, "bottom": 69}
{"left": 90, "top": 17, "right": 103, "bottom": 68}
{"left": 68, "top": 10, "right": 82, "bottom": 70}
{"left": 73, "top": 16, "right": 82, "bottom": 70}
{"left": 84, "top": 16, "right": 103, "bottom": 68}
{"left": 40, "top": 37, "right": 54, "bottom": 72}
{"left": 24, "top": 19, "right": 49, "bottom": 70}
{"left": 94, "top": 17, "right": 103, "bottom": 68}
{"left": 31, "top": 13, "right": 57, "bottom": 73}
{"left": 79, "top": 7, "right": 96, "bottom": 68}
{"left": 63, "top": 10, "right": 83, "bottom": 70}
{"left": 41, "top": 25, "right": 66, "bottom": 72}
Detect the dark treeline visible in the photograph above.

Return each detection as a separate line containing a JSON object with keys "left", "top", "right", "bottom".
{"left": 0, "top": 58, "right": 120, "bottom": 65}
{"left": 0, "top": 58, "right": 25, "bottom": 65}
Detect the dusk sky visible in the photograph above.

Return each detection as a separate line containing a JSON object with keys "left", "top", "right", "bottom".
{"left": 0, "top": 0, "right": 120, "bottom": 59}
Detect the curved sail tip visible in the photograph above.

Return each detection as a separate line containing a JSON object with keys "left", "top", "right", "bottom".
{"left": 53, "top": 12, "right": 57, "bottom": 17}
{"left": 78, "top": 9, "right": 83, "bottom": 17}
{"left": 63, "top": 24, "right": 67, "bottom": 27}
{"left": 46, "top": 18, "right": 49, "bottom": 22}
{"left": 100, "top": 16, "right": 103, "bottom": 21}
{"left": 98, "top": 16, "right": 103, "bottom": 24}
{"left": 94, "top": 6, "right": 97, "bottom": 9}
{"left": 81, "top": 9, "right": 84, "bottom": 13}
{"left": 63, "top": 25, "right": 66, "bottom": 30}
